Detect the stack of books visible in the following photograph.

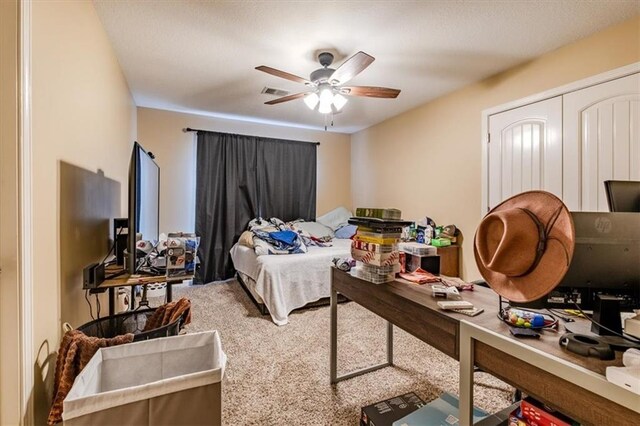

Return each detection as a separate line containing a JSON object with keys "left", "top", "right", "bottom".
{"left": 355, "top": 207, "right": 402, "bottom": 221}
{"left": 348, "top": 209, "right": 411, "bottom": 284}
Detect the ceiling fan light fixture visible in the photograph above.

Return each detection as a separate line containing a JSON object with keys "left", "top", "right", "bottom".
{"left": 303, "top": 92, "right": 319, "bottom": 110}
{"left": 318, "top": 100, "right": 332, "bottom": 114}
{"left": 332, "top": 93, "right": 348, "bottom": 111}
{"left": 318, "top": 87, "right": 334, "bottom": 114}
{"left": 319, "top": 87, "right": 334, "bottom": 104}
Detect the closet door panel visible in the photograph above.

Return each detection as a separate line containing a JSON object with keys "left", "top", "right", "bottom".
{"left": 613, "top": 101, "right": 630, "bottom": 179}
{"left": 563, "top": 73, "right": 640, "bottom": 211}
{"left": 630, "top": 100, "right": 640, "bottom": 180}
{"left": 488, "top": 96, "right": 562, "bottom": 210}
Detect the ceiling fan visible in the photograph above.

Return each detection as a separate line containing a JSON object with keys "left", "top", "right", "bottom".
{"left": 256, "top": 51, "right": 401, "bottom": 114}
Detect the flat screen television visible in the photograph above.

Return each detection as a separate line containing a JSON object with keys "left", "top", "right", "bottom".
{"left": 128, "top": 141, "right": 160, "bottom": 273}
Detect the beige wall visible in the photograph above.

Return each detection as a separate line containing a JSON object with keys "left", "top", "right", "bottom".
{"left": 136, "top": 107, "right": 352, "bottom": 233}
{"left": 31, "top": 0, "right": 136, "bottom": 422}
{"left": 351, "top": 16, "right": 640, "bottom": 280}
{"left": 0, "top": 1, "right": 21, "bottom": 424}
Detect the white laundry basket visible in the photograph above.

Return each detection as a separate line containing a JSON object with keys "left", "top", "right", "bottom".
{"left": 63, "top": 331, "right": 226, "bottom": 426}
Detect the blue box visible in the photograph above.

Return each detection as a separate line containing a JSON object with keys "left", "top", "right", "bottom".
{"left": 392, "top": 392, "right": 488, "bottom": 426}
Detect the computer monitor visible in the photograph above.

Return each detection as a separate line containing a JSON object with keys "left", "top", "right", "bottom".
{"left": 516, "top": 212, "right": 640, "bottom": 339}
{"left": 560, "top": 212, "right": 639, "bottom": 291}
{"left": 604, "top": 180, "right": 640, "bottom": 212}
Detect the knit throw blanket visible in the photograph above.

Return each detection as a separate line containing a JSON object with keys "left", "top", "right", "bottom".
{"left": 48, "top": 330, "right": 134, "bottom": 425}
{"left": 143, "top": 297, "right": 191, "bottom": 331}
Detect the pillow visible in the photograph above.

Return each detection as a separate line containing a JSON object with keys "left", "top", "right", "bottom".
{"left": 292, "top": 221, "right": 334, "bottom": 239}
{"left": 334, "top": 224, "right": 358, "bottom": 239}
{"left": 316, "top": 206, "right": 353, "bottom": 231}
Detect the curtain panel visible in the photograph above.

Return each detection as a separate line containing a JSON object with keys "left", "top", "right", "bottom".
{"left": 257, "top": 138, "right": 317, "bottom": 222}
{"left": 195, "top": 131, "right": 317, "bottom": 283}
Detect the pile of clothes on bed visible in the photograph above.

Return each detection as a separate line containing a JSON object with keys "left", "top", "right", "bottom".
{"left": 237, "top": 207, "right": 358, "bottom": 256}
{"left": 237, "top": 217, "right": 329, "bottom": 255}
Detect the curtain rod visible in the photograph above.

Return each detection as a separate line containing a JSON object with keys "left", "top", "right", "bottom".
{"left": 182, "top": 127, "right": 320, "bottom": 145}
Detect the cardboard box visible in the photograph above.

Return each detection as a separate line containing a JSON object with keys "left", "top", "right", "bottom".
{"left": 361, "top": 392, "right": 425, "bottom": 426}
{"left": 392, "top": 392, "right": 487, "bottom": 426}
{"left": 351, "top": 248, "right": 400, "bottom": 267}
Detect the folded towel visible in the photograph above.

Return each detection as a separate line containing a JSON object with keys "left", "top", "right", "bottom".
{"left": 48, "top": 330, "right": 134, "bottom": 425}
{"left": 143, "top": 297, "right": 191, "bottom": 331}
{"left": 399, "top": 268, "right": 440, "bottom": 284}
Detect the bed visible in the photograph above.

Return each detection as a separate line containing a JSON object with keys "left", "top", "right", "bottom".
{"left": 230, "top": 238, "right": 352, "bottom": 325}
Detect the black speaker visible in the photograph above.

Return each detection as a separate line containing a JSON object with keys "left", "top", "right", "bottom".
{"left": 113, "top": 218, "right": 129, "bottom": 266}
{"left": 405, "top": 253, "right": 441, "bottom": 275}
{"left": 83, "top": 262, "right": 105, "bottom": 289}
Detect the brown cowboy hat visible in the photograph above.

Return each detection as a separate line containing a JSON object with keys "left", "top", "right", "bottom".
{"left": 474, "top": 191, "right": 575, "bottom": 303}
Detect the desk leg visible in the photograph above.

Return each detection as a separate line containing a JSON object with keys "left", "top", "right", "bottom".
{"left": 330, "top": 286, "right": 338, "bottom": 384}
{"left": 108, "top": 288, "right": 115, "bottom": 316}
{"left": 387, "top": 321, "right": 393, "bottom": 365}
{"left": 330, "top": 280, "right": 394, "bottom": 384}
{"left": 459, "top": 322, "right": 475, "bottom": 426}
{"left": 166, "top": 282, "right": 173, "bottom": 303}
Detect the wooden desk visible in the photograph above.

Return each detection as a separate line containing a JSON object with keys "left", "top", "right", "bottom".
{"left": 330, "top": 268, "right": 639, "bottom": 425}
{"left": 92, "top": 265, "right": 194, "bottom": 315}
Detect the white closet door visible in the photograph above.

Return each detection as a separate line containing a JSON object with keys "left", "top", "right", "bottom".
{"left": 488, "top": 96, "right": 563, "bottom": 210}
{"left": 563, "top": 73, "right": 640, "bottom": 211}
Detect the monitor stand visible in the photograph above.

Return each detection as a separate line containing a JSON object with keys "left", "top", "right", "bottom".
{"left": 565, "top": 294, "right": 640, "bottom": 351}
{"left": 591, "top": 294, "right": 623, "bottom": 336}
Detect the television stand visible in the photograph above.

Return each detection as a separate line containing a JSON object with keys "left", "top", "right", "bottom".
{"left": 90, "top": 264, "right": 194, "bottom": 316}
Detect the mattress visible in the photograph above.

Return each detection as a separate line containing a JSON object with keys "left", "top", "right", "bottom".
{"left": 229, "top": 239, "right": 352, "bottom": 325}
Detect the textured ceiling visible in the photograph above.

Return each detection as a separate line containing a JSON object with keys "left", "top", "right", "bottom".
{"left": 94, "top": 1, "right": 639, "bottom": 133}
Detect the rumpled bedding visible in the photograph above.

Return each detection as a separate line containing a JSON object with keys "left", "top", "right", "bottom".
{"left": 230, "top": 239, "right": 352, "bottom": 325}
{"left": 246, "top": 217, "right": 332, "bottom": 256}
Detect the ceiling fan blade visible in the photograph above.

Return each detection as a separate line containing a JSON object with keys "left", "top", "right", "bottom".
{"left": 329, "top": 51, "right": 375, "bottom": 85}
{"left": 255, "top": 66, "right": 312, "bottom": 85}
{"left": 341, "top": 86, "right": 401, "bottom": 98}
{"left": 264, "top": 92, "right": 311, "bottom": 105}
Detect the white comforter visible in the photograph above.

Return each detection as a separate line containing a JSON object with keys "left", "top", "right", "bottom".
{"left": 229, "top": 239, "right": 352, "bottom": 325}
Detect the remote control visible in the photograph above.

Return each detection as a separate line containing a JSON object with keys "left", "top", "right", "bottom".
{"left": 456, "top": 307, "right": 484, "bottom": 317}
{"left": 437, "top": 300, "right": 474, "bottom": 310}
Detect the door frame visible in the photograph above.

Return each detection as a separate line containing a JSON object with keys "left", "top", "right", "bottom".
{"left": 0, "top": 0, "right": 34, "bottom": 424}
{"left": 480, "top": 62, "right": 640, "bottom": 215}
{"left": 19, "top": 0, "right": 34, "bottom": 423}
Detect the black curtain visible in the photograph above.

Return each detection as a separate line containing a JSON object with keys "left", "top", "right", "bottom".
{"left": 195, "top": 131, "right": 317, "bottom": 283}
{"left": 196, "top": 132, "right": 259, "bottom": 282}
{"left": 257, "top": 138, "right": 317, "bottom": 222}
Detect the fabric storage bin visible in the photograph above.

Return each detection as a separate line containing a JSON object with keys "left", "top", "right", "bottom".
{"left": 76, "top": 307, "right": 185, "bottom": 341}
{"left": 63, "top": 331, "right": 226, "bottom": 426}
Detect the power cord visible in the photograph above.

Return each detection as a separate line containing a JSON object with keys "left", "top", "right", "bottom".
{"left": 95, "top": 293, "right": 101, "bottom": 319}
{"left": 571, "top": 301, "right": 640, "bottom": 344}
{"left": 100, "top": 225, "right": 125, "bottom": 266}
{"left": 85, "top": 290, "right": 95, "bottom": 320}
{"left": 547, "top": 308, "right": 574, "bottom": 323}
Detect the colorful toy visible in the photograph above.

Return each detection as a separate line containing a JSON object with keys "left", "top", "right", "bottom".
{"left": 507, "top": 308, "right": 546, "bottom": 329}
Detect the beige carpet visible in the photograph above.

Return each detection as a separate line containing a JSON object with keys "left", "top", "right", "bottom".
{"left": 168, "top": 280, "right": 513, "bottom": 425}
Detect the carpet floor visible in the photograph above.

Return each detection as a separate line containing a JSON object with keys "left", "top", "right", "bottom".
{"left": 168, "top": 280, "right": 513, "bottom": 425}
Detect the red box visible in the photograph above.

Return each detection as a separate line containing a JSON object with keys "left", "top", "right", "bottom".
{"left": 508, "top": 407, "right": 530, "bottom": 426}
{"left": 520, "top": 397, "right": 578, "bottom": 426}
